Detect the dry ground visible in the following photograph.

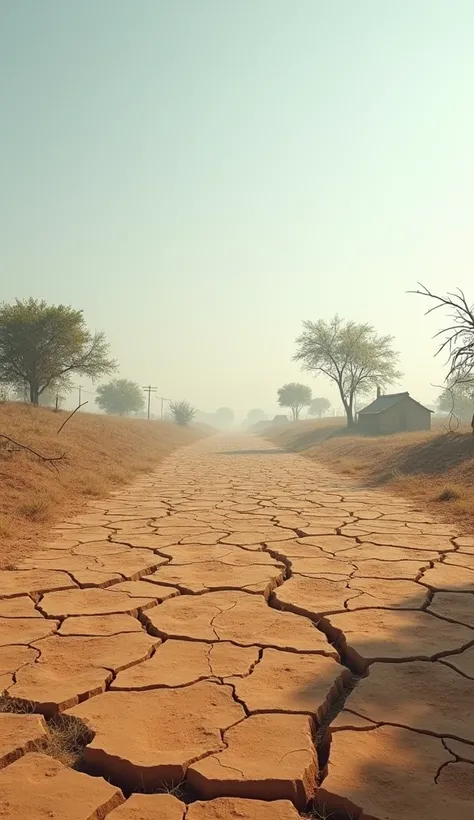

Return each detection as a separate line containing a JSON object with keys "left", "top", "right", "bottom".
{"left": 0, "top": 402, "right": 209, "bottom": 568}
{"left": 265, "top": 417, "right": 474, "bottom": 533}
{"left": 1, "top": 433, "right": 472, "bottom": 819}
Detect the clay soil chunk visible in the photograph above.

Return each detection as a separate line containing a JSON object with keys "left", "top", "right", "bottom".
{"left": 187, "top": 713, "right": 318, "bottom": 810}
{"left": 363, "top": 533, "right": 454, "bottom": 551}
{"left": 427, "top": 591, "right": 474, "bottom": 627}
{"left": 110, "top": 534, "right": 181, "bottom": 550}
{"left": 0, "top": 616, "right": 58, "bottom": 647}
{"left": 38, "top": 587, "right": 158, "bottom": 617}
{"left": 151, "top": 560, "right": 284, "bottom": 596}
{"left": 273, "top": 576, "right": 359, "bottom": 618}
{"left": 441, "top": 645, "right": 474, "bottom": 679}
{"left": 107, "top": 793, "right": 185, "bottom": 820}
{"left": 347, "top": 578, "right": 429, "bottom": 610}
{"left": 0, "top": 714, "right": 48, "bottom": 768}
{"left": 0, "top": 569, "right": 76, "bottom": 598}
{"left": 220, "top": 530, "right": 292, "bottom": 547}
{"left": 230, "top": 648, "right": 350, "bottom": 719}
{"left": 0, "top": 752, "right": 124, "bottom": 819}
{"left": 289, "top": 535, "right": 361, "bottom": 554}
{"left": 112, "top": 639, "right": 258, "bottom": 690}
{"left": 325, "top": 609, "right": 474, "bottom": 671}
{"left": 144, "top": 590, "right": 332, "bottom": 652}
{"left": 109, "top": 580, "right": 180, "bottom": 601}
{"left": 71, "top": 540, "right": 133, "bottom": 556}
{"left": 9, "top": 632, "right": 159, "bottom": 716}
{"left": 0, "top": 595, "right": 43, "bottom": 618}
{"left": 296, "top": 523, "right": 350, "bottom": 536}
{"left": 338, "top": 543, "right": 439, "bottom": 562}
{"left": 187, "top": 798, "right": 302, "bottom": 820}
{"left": 455, "top": 537, "right": 474, "bottom": 550}
{"left": 153, "top": 544, "right": 278, "bottom": 565}
{"left": 346, "top": 660, "right": 474, "bottom": 742}
{"left": 351, "top": 558, "right": 429, "bottom": 580}
{"left": 1, "top": 644, "right": 37, "bottom": 684}
{"left": 316, "top": 725, "right": 474, "bottom": 820}
{"left": 288, "top": 556, "right": 354, "bottom": 577}
{"left": 25, "top": 549, "right": 166, "bottom": 582}
{"left": 59, "top": 613, "right": 144, "bottom": 636}
{"left": 265, "top": 540, "right": 326, "bottom": 558}
{"left": 67, "top": 681, "right": 245, "bottom": 790}
{"left": 422, "top": 563, "right": 474, "bottom": 591}
{"left": 444, "top": 552, "right": 474, "bottom": 569}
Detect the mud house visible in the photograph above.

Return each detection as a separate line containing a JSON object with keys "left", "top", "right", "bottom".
{"left": 357, "top": 391, "right": 432, "bottom": 435}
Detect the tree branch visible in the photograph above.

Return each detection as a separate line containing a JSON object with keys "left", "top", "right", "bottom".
{"left": 57, "top": 401, "right": 88, "bottom": 434}
{"left": 0, "top": 434, "right": 67, "bottom": 470}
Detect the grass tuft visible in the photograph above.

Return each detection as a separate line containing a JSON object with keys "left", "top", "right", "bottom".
{"left": 0, "top": 693, "right": 93, "bottom": 768}
{"left": 434, "top": 486, "right": 461, "bottom": 502}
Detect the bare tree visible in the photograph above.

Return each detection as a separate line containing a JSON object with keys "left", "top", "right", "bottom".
{"left": 411, "top": 283, "right": 474, "bottom": 384}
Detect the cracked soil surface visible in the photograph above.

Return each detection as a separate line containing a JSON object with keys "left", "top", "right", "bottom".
{"left": 1, "top": 434, "right": 473, "bottom": 819}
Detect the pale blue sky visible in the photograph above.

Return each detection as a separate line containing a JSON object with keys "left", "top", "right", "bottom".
{"left": 2, "top": 1, "right": 474, "bottom": 417}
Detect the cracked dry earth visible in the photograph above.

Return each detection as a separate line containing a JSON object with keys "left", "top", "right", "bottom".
{"left": 1, "top": 436, "right": 474, "bottom": 820}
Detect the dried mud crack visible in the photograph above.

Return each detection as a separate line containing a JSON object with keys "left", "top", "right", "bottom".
{"left": 0, "top": 433, "right": 473, "bottom": 820}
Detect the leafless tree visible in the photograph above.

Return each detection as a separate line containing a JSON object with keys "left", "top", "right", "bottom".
{"left": 411, "top": 283, "right": 474, "bottom": 384}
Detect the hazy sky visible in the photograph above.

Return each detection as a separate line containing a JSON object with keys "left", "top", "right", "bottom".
{"left": 2, "top": 1, "right": 474, "bottom": 418}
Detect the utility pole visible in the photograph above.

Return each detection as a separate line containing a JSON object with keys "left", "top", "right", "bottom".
{"left": 158, "top": 396, "right": 171, "bottom": 420}
{"left": 77, "top": 385, "right": 82, "bottom": 406}
{"left": 142, "top": 385, "right": 157, "bottom": 420}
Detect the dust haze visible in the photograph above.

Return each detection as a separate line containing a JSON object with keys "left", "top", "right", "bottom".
{"left": 2, "top": 2, "right": 474, "bottom": 422}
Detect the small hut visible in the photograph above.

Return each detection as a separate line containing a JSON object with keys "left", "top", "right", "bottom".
{"left": 357, "top": 391, "right": 432, "bottom": 435}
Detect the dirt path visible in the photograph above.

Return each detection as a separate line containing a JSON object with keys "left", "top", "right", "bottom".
{"left": 1, "top": 435, "right": 473, "bottom": 819}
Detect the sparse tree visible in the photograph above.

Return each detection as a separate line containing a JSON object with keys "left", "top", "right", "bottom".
{"left": 0, "top": 298, "right": 116, "bottom": 405}
{"left": 95, "top": 379, "right": 145, "bottom": 415}
{"left": 294, "top": 316, "right": 402, "bottom": 427}
{"left": 308, "top": 397, "right": 331, "bottom": 418}
{"left": 412, "top": 283, "right": 474, "bottom": 383}
{"left": 246, "top": 408, "right": 267, "bottom": 424}
{"left": 8, "top": 375, "right": 71, "bottom": 409}
{"left": 242, "top": 408, "right": 268, "bottom": 430}
{"left": 170, "top": 399, "right": 196, "bottom": 427}
{"left": 215, "top": 407, "right": 234, "bottom": 428}
{"left": 277, "top": 383, "right": 312, "bottom": 421}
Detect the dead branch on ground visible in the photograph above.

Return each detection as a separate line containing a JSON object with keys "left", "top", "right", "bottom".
{"left": 0, "top": 434, "right": 67, "bottom": 470}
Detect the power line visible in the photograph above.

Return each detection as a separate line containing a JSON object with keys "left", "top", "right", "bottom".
{"left": 142, "top": 385, "right": 157, "bottom": 420}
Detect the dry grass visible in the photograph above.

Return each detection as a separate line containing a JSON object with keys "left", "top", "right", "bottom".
{"left": 0, "top": 402, "right": 210, "bottom": 567}
{"left": 265, "top": 417, "right": 474, "bottom": 532}
{"left": 0, "top": 693, "right": 93, "bottom": 768}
